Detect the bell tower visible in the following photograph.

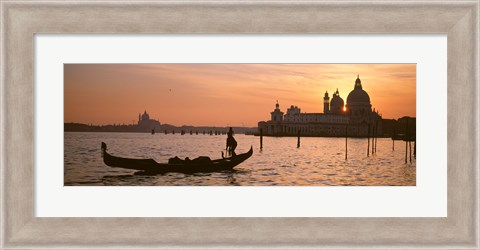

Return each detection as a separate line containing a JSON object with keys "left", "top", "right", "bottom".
{"left": 323, "top": 91, "right": 330, "bottom": 113}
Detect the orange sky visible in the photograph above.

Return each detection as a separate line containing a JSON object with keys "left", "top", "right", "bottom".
{"left": 64, "top": 64, "right": 416, "bottom": 127}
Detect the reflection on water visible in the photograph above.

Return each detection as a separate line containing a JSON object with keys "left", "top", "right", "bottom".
{"left": 64, "top": 132, "right": 416, "bottom": 186}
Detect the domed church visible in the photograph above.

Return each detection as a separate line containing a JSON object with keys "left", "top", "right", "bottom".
{"left": 258, "top": 75, "right": 382, "bottom": 137}
{"left": 137, "top": 110, "right": 161, "bottom": 129}
{"left": 346, "top": 75, "right": 372, "bottom": 123}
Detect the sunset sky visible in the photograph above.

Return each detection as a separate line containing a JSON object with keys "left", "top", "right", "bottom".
{"left": 64, "top": 64, "right": 416, "bottom": 127}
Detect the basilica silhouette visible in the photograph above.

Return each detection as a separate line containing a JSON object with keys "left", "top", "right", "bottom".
{"left": 258, "top": 75, "right": 382, "bottom": 137}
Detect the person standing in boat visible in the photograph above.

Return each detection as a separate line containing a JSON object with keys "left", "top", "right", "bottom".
{"left": 226, "top": 127, "right": 237, "bottom": 156}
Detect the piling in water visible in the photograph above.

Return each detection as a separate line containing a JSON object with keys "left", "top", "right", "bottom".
{"left": 392, "top": 123, "right": 396, "bottom": 151}
{"left": 409, "top": 141, "right": 412, "bottom": 163}
{"left": 405, "top": 141, "right": 408, "bottom": 164}
{"left": 374, "top": 121, "right": 378, "bottom": 154}
{"left": 345, "top": 125, "right": 348, "bottom": 160}
{"left": 371, "top": 123, "right": 375, "bottom": 155}
{"left": 405, "top": 118, "right": 409, "bottom": 164}
{"left": 260, "top": 128, "right": 263, "bottom": 150}
{"left": 414, "top": 141, "right": 416, "bottom": 158}
{"left": 367, "top": 124, "right": 370, "bottom": 157}
{"left": 297, "top": 130, "right": 301, "bottom": 148}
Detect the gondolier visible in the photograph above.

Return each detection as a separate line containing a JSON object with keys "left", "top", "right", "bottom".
{"left": 226, "top": 127, "right": 237, "bottom": 156}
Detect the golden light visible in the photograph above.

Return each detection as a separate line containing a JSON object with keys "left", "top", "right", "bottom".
{"left": 64, "top": 64, "right": 416, "bottom": 126}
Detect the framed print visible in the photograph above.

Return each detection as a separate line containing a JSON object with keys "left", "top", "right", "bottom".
{"left": 37, "top": 35, "right": 445, "bottom": 218}
{"left": 62, "top": 63, "right": 417, "bottom": 187}
{"left": 1, "top": 0, "right": 478, "bottom": 249}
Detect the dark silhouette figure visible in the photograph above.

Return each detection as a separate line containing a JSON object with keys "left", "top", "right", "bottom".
{"left": 226, "top": 127, "right": 237, "bottom": 156}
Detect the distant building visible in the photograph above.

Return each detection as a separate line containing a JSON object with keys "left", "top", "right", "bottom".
{"left": 258, "top": 75, "right": 382, "bottom": 137}
{"left": 137, "top": 110, "right": 161, "bottom": 129}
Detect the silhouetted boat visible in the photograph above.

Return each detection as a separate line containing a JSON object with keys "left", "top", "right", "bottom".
{"left": 101, "top": 142, "right": 253, "bottom": 174}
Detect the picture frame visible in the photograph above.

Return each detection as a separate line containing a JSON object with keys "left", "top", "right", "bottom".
{"left": 1, "top": 0, "right": 478, "bottom": 248}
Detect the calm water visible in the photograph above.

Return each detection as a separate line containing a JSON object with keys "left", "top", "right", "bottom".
{"left": 64, "top": 132, "right": 416, "bottom": 186}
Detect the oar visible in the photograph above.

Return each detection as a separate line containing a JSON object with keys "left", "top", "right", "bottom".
{"left": 222, "top": 148, "right": 230, "bottom": 158}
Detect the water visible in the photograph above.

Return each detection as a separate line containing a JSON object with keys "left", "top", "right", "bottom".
{"left": 64, "top": 132, "right": 416, "bottom": 186}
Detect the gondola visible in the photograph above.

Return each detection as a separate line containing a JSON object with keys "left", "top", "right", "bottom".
{"left": 101, "top": 142, "right": 253, "bottom": 174}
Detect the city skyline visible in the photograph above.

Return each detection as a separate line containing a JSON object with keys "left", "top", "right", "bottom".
{"left": 64, "top": 64, "right": 416, "bottom": 127}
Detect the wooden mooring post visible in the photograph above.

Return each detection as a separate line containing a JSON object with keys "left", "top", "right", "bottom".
{"left": 367, "top": 124, "right": 370, "bottom": 157}
{"left": 345, "top": 125, "right": 348, "bottom": 160}
{"left": 260, "top": 128, "right": 263, "bottom": 150}
{"left": 409, "top": 141, "right": 412, "bottom": 163}
{"left": 392, "top": 124, "right": 396, "bottom": 151}
{"left": 414, "top": 141, "right": 416, "bottom": 159}
{"left": 374, "top": 121, "right": 378, "bottom": 154}
{"left": 405, "top": 118, "right": 409, "bottom": 164}
{"left": 371, "top": 123, "right": 375, "bottom": 155}
{"left": 297, "top": 130, "right": 301, "bottom": 148}
{"left": 405, "top": 141, "right": 408, "bottom": 164}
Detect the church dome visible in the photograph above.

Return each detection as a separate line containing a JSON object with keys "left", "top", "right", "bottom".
{"left": 141, "top": 110, "right": 150, "bottom": 120}
{"left": 347, "top": 89, "right": 370, "bottom": 104}
{"left": 330, "top": 94, "right": 344, "bottom": 109}
{"left": 329, "top": 89, "right": 344, "bottom": 114}
{"left": 347, "top": 75, "right": 371, "bottom": 105}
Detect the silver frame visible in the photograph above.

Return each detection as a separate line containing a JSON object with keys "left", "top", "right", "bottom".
{"left": 1, "top": 0, "right": 478, "bottom": 248}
